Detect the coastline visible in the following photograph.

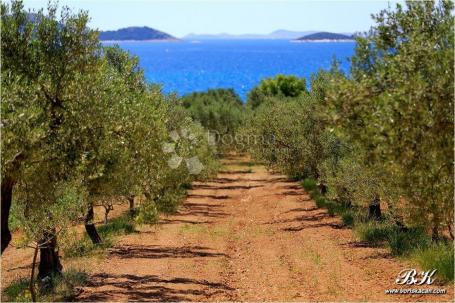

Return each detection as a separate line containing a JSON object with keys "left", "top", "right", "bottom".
{"left": 100, "top": 38, "right": 181, "bottom": 43}
{"left": 291, "top": 39, "right": 355, "bottom": 43}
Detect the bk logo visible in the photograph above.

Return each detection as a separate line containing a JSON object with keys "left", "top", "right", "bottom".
{"left": 395, "top": 268, "right": 437, "bottom": 285}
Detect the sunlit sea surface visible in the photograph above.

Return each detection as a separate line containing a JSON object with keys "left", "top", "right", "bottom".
{"left": 104, "top": 40, "right": 356, "bottom": 100}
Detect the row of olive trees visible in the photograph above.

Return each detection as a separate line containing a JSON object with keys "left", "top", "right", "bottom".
{"left": 245, "top": 0, "right": 454, "bottom": 239}
{"left": 179, "top": 88, "right": 246, "bottom": 151}
{"left": 1, "top": 0, "right": 218, "bottom": 290}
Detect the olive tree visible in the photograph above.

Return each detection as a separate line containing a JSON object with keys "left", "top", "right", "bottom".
{"left": 328, "top": 0, "right": 454, "bottom": 236}
{"left": 1, "top": 0, "right": 100, "bottom": 278}
{"left": 246, "top": 75, "right": 308, "bottom": 109}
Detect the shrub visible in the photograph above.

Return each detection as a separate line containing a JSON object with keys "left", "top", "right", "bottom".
{"left": 2, "top": 269, "right": 88, "bottom": 302}
{"left": 3, "top": 279, "right": 30, "bottom": 302}
{"left": 98, "top": 214, "right": 135, "bottom": 236}
{"left": 354, "top": 221, "right": 396, "bottom": 245}
{"left": 325, "top": 200, "right": 339, "bottom": 217}
{"left": 63, "top": 236, "right": 113, "bottom": 258}
{"left": 157, "top": 188, "right": 187, "bottom": 214}
{"left": 387, "top": 228, "right": 430, "bottom": 256}
{"left": 302, "top": 178, "right": 317, "bottom": 191}
{"left": 411, "top": 243, "right": 454, "bottom": 282}
{"left": 63, "top": 213, "right": 134, "bottom": 258}
{"left": 135, "top": 202, "right": 160, "bottom": 224}
{"left": 46, "top": 269, "right": 89, "bottom": 301}
{"left": 309, "top": 189, "right": 320, "bottom": 200}
{"left": 341, "top": 211, "right": 355, "bottom": 227}
{"left": 314, "top": 196, "right": 326, "bottom": 208}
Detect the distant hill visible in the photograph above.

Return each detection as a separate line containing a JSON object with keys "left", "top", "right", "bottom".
{"left": 184, "top": 30, "right": 317, "bottom": 40}
{"left": 295, "top": 32, "right": 354, "bottom": 41}
{"left": 267, "top": 30, "right": 318, "bottom": 39}
{"left": 99, "top": 26, "right": 177, "bottom": 41}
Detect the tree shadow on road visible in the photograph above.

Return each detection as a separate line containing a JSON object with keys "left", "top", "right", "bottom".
{"left": 81, "top": 273, "right": 233, "bottom": 302}
{"left": 187, "top": 194, "right": 230, "bottom": 200}
{"left": 108, "top": 244, "right": 228, "bottom": 259}
{"left": 192, "top": 184, "right": 262, "bottom": 190}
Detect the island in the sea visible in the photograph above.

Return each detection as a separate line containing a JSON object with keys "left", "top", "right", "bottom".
{"left": 294, "top": 32, "right": 354, "bottom": 42}
{"left": 99, "top": 26, "right": 177, "bottom": 41}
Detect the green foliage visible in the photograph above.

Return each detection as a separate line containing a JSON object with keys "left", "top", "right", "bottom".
{"left": 12, "top": 181, "right": 85, "bottom": 247}
{"left": 3, "top": 279, "right": 30, "bottom": 302}
{"left": 341, "top": 211, "right": 355, "bottom": 227}
{"left": 180, "top": 89, "right": 245, "bottom": 148}
{"left": 387, "top": 228, "right": 430, "bottom": 256}
{"left": 1, "top": 2, "right": 220, "bottom": 281}
{"left": 302, "top": 178, "right": 317, "bottom": 191}
{"left": 354, "top": 221, "right": 395, "bottom": 245}
{"left": 8, "top": 201, "right": 22, "bottom": 232}
{"left": 2, "top": 269, "right": 88, "bottom": 302}
{"left": 247, "top": 75, "right": 307, "bottom": 109}
{"left": 156, "top": 190, "right": 187, "bottom": 214}
{"left": 244, "top": 0, "right": 454, "bottom": 245}
{"left": 45, "top": 269, "right": 89, "bottom": 301}
{"left": 63, "top": 213, "right": 134, "bottom": 258}
{"left": 411, "top": 243, "right": 454, "bottom": 282}
{"left": 314, "top": 196, "right": 326, "bottom": 209}
{"left": 98, "top": 214, "right": 135, "bottom": 236}
{"left": 135, "top": 202, "right": 160, "bottom": 225}
{"left": 1, "top": 0, "right": 100, "bottom": 248}
{"left": 63, "top": 234, "right": 113, "bottom": 258}
{"left": 326, "top": 1, "right": 454, "bottom": 237}
{"left": 246, "top": 95, "right": 324, "bottom": 178}
{"left": 324, "top": 201, "right": 337, "bottom": 217}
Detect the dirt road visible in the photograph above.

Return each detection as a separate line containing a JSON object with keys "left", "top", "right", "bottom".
{"left": 77, "top": 156, "right": 453, "bottom": 302}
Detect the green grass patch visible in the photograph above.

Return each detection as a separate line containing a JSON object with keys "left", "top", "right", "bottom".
{"left": 302, "top": 178, "right": 317, "bottom": 191}
{"left": 324, "top": 200, "right": 341, "bottom": 217}
{"left": 98, "top": 214, "right": 135, "bottom": 236}
{"left": 354, "top": 221, "right": 395, "bottom": 245}
{"left": 2, "top": 269, "right": 88, "bottom": 302}
{"left": 63, "top": 213, "right": 135, "bottom": 258}
{"left": 309, "top": 189, "right": 320, "bottom": 200}
{"left": 411, "top": 243, "right": 454, "bottom": 282}
{"left": 341, "top": 211, "right": 355, "bottom": 227}
{"left": 63, "top": 235, "right": 113, "bottom": 258}
{"left": 3, "top": 278, "right": 30, "bottom": 302}
{"left": 387, "top": 228, "right": 430, "bottom": 256}
{"left": 314, "top": 196, "right": 326, "bottom": 208}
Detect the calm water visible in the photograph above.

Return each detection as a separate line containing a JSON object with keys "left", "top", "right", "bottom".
{"left": 104, "top": 40, "right": 356, "bottom": 99}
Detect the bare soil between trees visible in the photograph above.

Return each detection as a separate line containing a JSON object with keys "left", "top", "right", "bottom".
{"left": 2, "top": 155, "right": 454, "bottom": 302}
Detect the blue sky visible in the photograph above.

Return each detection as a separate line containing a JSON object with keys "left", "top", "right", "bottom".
{"left": 23, "top": 0, "right": 400, "bottom": 37}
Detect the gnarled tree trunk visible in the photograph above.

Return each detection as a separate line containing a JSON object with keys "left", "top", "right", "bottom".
{"left": 84, "top": 204, "right": 102, "bottom": 244}
{"left": 2, "top": 153, "right": 25, "bottom": 254}
{"left": 128, "top": 196, "right": 135, "bottom": 216}
{"left": 368, "top": 195, "right": 381, "bottom": 220}
{"left": 318, "top": 183, "right": 327, "bottom": 195}
{"left": 1, "top": 177, "right": 14, "bottom": 254}
{"left": 38, "top": 231, "right": 62, "bottom": 280}
{"left": 103, "top": 204, "right": 113, "bottom": 224}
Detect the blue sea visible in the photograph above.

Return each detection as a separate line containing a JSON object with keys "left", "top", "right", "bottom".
{"left": 103, "top": 40, "right": 356, "bottom": 100}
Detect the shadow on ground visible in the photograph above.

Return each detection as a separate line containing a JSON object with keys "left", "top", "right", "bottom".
{"left": 82, "top": 273, "right": 233, "bottom": 302}
{"left": 108, "top": 244, "right": 228, "bottom": 259}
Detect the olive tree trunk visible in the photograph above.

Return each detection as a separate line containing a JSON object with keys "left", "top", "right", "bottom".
{"left": 128, "top": 196, "right": 135, "bottom": 216}
{"left": 1, "top": 177, "right": 14, "bottom": 254}
{"left": 368, "top": 195, "right": 381, "bottom": 220}
{"left": 84, "top": 204, "right": 102, "bottom": 244}
{"left": 37, "top": 231, "right": 62, "bottom": 280}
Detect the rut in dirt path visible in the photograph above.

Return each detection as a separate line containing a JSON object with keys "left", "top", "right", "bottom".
{"left": 78, "top": 156, "right": 453, "bottom": 302}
